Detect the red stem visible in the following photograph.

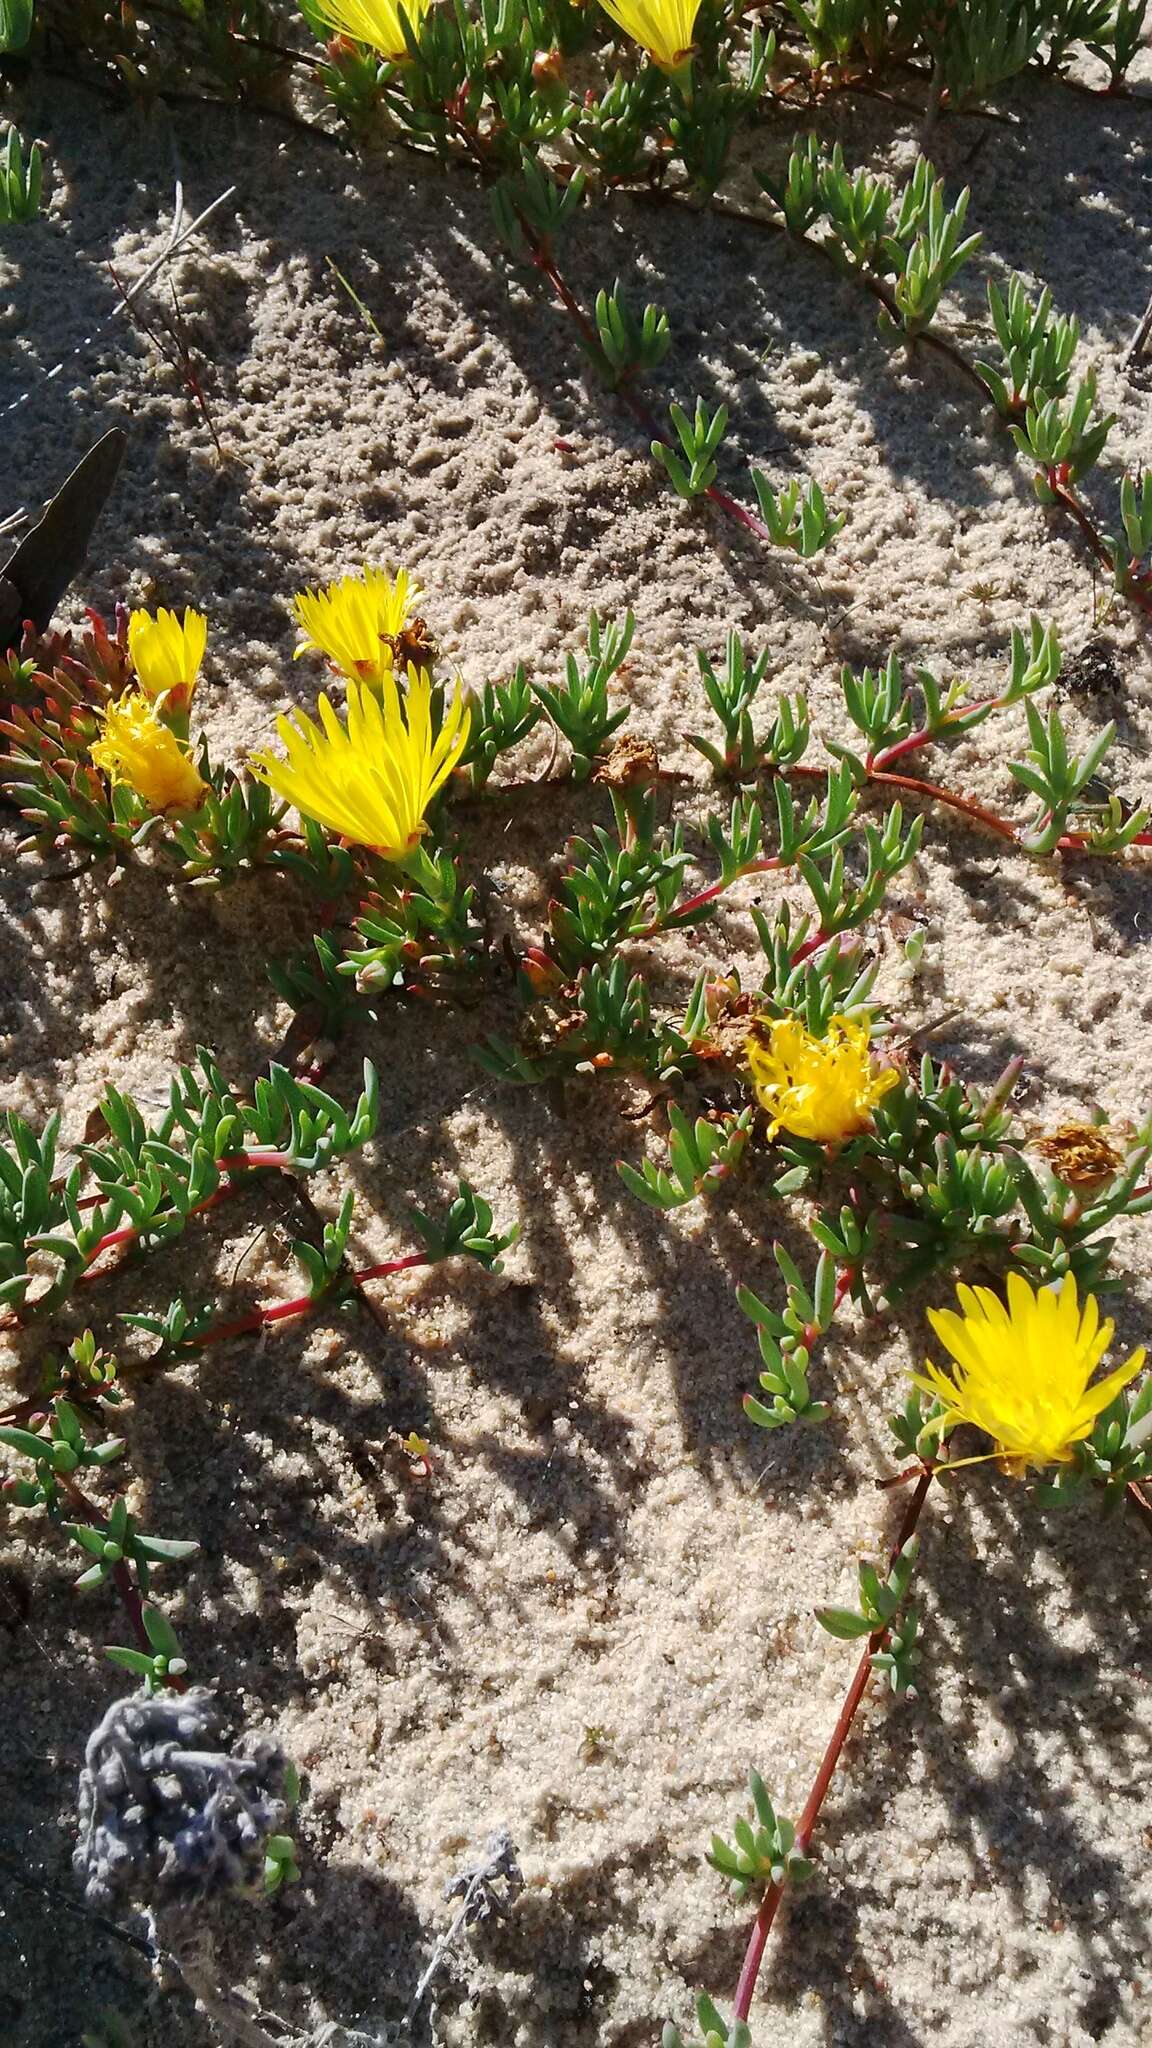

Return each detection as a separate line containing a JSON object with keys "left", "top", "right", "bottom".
{"left": 785, "top": 761, "right": 1152, "bottom": 852}
{"left": 732, "top": 1466, "right": 934, "bottom": 2023}
{"left": 352, "top": 1249, "right": 428, "bottom": 1285}
{"left": 869, "top": 697, "right": 1005, "bottom": 771}
{"left": 640, "top": 856, "right": 786, "bottom": 936}
{"left": 731, "top": 1457, "right": 1152, "bottom": 2023}
{"left": 865, "top": 766, "right": 1020, "bottom": 841}
{"left": 79, "top": 1153, "right": 297, "bottom": 1274}
{"left": 1048, "top": 479, "right": 1152, "bottom": 616}
{"left": 695, "top": 198, "right": 1150, "bottom": 623}
{"left": 789, "top": 927, "right": 834, "bottom": 967}
{"left": 870, "top": 766, "right": 1152, "bottom": 850}
{"left": 194, "top": 1251, "right": 429, "bottom": 1349}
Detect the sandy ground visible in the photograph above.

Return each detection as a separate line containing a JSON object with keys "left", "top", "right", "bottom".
{"left": 2, "top": 42, "right": 1152, "bottom": 2048}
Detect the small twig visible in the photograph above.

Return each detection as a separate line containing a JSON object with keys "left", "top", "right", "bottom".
{"left": 3, "top": 183, "right": 237, "bottom": 419}
{"left": 107, "top": 262, "right": 227, "bottom": 457}
{"left": 1124, "top": 286, "right": 1152, "bottom": 372}
{"left": 1125, "top": 1478, "right": 1152, "bottom": 1533}
{"left": 403, "top": 1828, "right": 523, "bottom": 2030}
{"left": 325, "top": 255, "right": 387, "bottom": 342}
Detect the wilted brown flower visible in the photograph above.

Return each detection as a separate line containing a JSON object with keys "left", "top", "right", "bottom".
{"left": 1033, "top": 1122, "right": 1124, "bottom": 1191}
{"left": 592, "top": 734, "right": 660, "bottom": 787}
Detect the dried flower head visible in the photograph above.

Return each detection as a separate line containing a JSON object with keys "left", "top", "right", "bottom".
{"left": 293, "top": 565, "right": 419, "bottom": 687}
{"left": 310, "top": 0, "right": 432, "bottom": 61}
{"left": 251, "top": 668, "right": 469, "bottom": 860}
{"left": 75, "top": 1689, "right": 295, "bottom": 1909}
{"left": 915, "top": 1271, "right": 1145, "bottom": 1473}
{"left": 127, "top": 606, "right": 207, "bottom": 711}
{"left": 1032, "top": 1121, "right": 1124, "bottom": 1192}
{"left": 90, "top": 692, "right": 207, "bottom": 812}
{"left": 596, "top": 0, "right": 701, "bottom": 70}
{"left": 745, "top": 1013, "right": 898, "bottom": 1144}
{"left": 592, "top": 733, "right": 660, "bottom": 787}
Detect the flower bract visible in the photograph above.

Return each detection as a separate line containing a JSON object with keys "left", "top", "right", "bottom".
{"left": 251, "top": 667, "right": 469, "bottom": 860}
{"left": 745, "top": 1013, "right": 898, "bottom": 1144}
{"left": 310, "top": 0, "right": 432, "bottom": 59}
{"left": 127, "top": 606, "right": 207, "bottom": 710}
{"left": 596, "top": 0, "right": 702, "bottom": 71}
{"left": 293, "top": 565, "right": 419, "bottom": 687}
{"left": 90, "top": 692, "right": 207, "bottom": 812}
{"left": 915, "top": 1272, "right": 1145, "bottom": 1472}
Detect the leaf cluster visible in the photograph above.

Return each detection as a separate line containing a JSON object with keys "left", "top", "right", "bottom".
{"left": 707, "top": 1770, "right": 813, "bottom": 1902}
{"left": 817, "top": 1534, "right": 921, "bottom": 1694}
{"left": 0, "top": 123, "right": 41, "bottom": 223}
{"left": 763, "top": 148, "right": 981, "bottom": 343}
{"left": 409, "top": 1180, "right": 519, "bottom": 1270}
{"left": 0, "top": 1051, "right": 379, "bottom": 1320}
{"left": 663, "top": 1999, "right": 751, "bottom": 2048}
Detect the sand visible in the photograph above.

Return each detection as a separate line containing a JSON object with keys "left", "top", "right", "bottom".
{"left": 2, "top": 40, "right": 1152, "bottom": 2048}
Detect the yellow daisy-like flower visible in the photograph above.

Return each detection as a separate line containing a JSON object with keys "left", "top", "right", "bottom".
{"left": 309, "top": 0, "right": 432, "bottom": 60}
{"left": 915, "top": 1272, "right": 1145, "bottom": 1473}
{"left": 596, "top": 0, "right": 701, "bottom": 71}
{"left": 127, "top": 606, "right": 207, "bottom": 710}
{"left": 745, "top": 1013, "right": 899, "bottom": 1144}
{"left": 251, "top": 667, "right": 469, "bottom": 860}
{"left": 293, "top": 566, "right": 419, "bottom": 688}
{"left": 90, "top": 692, "right": 207, "bottom": 812}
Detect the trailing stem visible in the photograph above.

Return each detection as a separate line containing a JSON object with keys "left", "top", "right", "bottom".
{"left": 72, "top": 1154, "right": 297, "bottom": 1283}
{"left": 784, "top": 762, "right": 1152, "bottom": 853}
{"left": 694, "top": 196, "right": 1149, "bottom": 620}
{"left": 523, "top": 225, "right": 785, "bottom": 557}
{"left": 196, "top": 1251, "right": 429, "bottom": 1349}
{"left": 732, "top": 1466, "right": 934, "bottom": 2021}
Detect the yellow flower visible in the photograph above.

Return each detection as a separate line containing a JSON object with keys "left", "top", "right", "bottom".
{"left": 251, "top": 667, "right": 469, "bottom": 859}
{"left": 915, "top": 1272, "right": 1145, "bottom": 1472}
{"left": 293, "top": 565, "right": 419, "bottom": 687}
{"left": 90, "top": 692, "right": 207, "bottom": 812}
{"left": 596, "top": 0, "right": 702, "bottom": 70}
{"left": 309, "top": 0, "right": 432, "bottom": 59}
{"left": 745, "top": 1013, "right": 898, "bottom": 1144}
{"left": 127, "top": 606, "right": 207, "bottom": 710}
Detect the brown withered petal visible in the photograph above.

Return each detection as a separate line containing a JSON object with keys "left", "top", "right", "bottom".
{"left": 386, "top": 617, "right": 439, "bottom": 670}
{"left": 1033, "top": 1122, "right": 1124, "bottom": 1190}
{"left": 592, "top": 734, "right": 660, "bottom": 787}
